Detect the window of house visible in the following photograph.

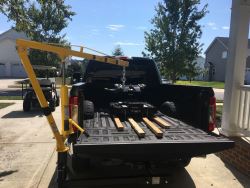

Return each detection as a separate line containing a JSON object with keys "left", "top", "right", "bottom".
{"left": 222, "top": 51, "right": 228, "bottom": 59}
{"left": 212, "top": 67, "right": 215, "bottom": 75}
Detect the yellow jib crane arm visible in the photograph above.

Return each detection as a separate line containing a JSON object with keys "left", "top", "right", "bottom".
{"left": 16, "top": 39, "right": 129, "bottom": 67}
{"left": 16, "top": 39, "right": 129, "bottom": 152}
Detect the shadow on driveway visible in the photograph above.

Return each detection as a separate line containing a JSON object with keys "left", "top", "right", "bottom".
{"left": 48, "top": 168, "right": 195, "bottom": 188}
{"left": 1, "top": 110, "right": 43, "bottom": 118}
{"left": 0, "top": 89, "right": 22, "bottom": 96}
{"left": 0, "top": 170, "right": 18, "bottom": 181}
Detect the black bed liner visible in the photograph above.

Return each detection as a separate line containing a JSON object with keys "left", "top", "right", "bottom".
{"left": 73, "top": 112, "right": 234, "bottom": 160}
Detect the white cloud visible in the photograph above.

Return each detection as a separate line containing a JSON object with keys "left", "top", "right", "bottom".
{"left": 207, "top": 22, "right": 216, "bottom": 26}
{"left": 108, "top": 34, "right": 114, "bottom": 38}
{"left": 114, "top": 42, "right": 143, "bottom": 46}
{"left": 212, "top": 27, "right": 218, "bottom": 30}
{"left": 222, "top": 26, "right": 230, "bottom": 30}
{"left": 136, "top": 26, "right": 147, "bottom": 30}
{"left": 106, "top": 24, "right": 125, "bottom": 31}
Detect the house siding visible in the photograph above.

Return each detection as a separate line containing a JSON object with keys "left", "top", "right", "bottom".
{"left": 205, "top": 40, "right": 228, "bottom": 82}
{"left": 205, "top": 37, "right": 250, "bottom": 82}
{"left": 0, "top": 29, "right": 28, "bottom": 78}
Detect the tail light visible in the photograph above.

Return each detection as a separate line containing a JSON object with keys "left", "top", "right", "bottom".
{"left": 208, "top": 96, "right": 216, "bottom": 131}
{"left": 69, "top": 96, "right": 78, "bottom": 132}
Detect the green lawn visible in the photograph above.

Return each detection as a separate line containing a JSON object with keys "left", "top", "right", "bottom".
{"left": 0, "top": 96, "right": 22, "bottom": 100}
{"left": 176, "top": 81, "right": 225, "bottom": 89}
{"left": 0, "top": 102, "right": 15, "bottom": 109}
{"left": 216, "top": 104, "right": 223, "bottom": 127}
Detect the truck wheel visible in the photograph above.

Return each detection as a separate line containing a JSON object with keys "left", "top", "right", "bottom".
{"left": 49, "top": 100, "right": 56, "bottom": 112}
{"left": 56, "top": 96, "right": 60, "bottom": 106}
{"left": 83, "top": 100, "right": 94, "bottom": 119}
{"left": 23, "top": 97, "right": 31, "bottom": 112}
{"left": 160, "top": 101, "right": 177, "bottom": 118}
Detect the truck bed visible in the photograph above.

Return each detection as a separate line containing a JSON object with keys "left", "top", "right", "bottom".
{"left": 73, "top": 112, "right": 234, "bottom": 161}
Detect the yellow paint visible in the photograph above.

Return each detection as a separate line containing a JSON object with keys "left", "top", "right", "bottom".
{"left": 16, "top": 38, "right": 129, "bottom": 153}
{"left": 61, "top": 85, "right": 73, "bottom": 137}
{"left": 17, "top": 46, "right": 68, "bottom": 152}
{"left": 69, "top": 119, "right": 85, "bottom": 133}
{"left": 16, "top": 39, "right": 129, "bottom": 67}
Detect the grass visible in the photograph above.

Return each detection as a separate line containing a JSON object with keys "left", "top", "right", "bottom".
{"left": 0, "top": 102, "right": 15, "bottom": 109}
{"left": 176, "top": 80, "right": 225, "bottom": 89}
{"left": 0, "top": 96, "right": 22, "bottom": 100}
{"left": 216, "top": 104, "right": 223, "bottom": 127}
{"left": 216, "top": 99, "right": 224, "bottom": 103}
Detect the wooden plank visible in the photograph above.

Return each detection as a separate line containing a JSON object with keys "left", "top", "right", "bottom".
{"left": 154, "top": 116, "right": 171, "bottom": 128}
{"left": 113, "top": 117, "right": 124, "bottom": 131}
{"left": 128, "top": 118, "right": 145, "bottom": 138}
{"left": 142, "top": 117, "right": 163, "bottom": 138}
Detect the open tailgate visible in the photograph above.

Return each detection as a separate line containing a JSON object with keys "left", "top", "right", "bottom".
{"left": 73, "top": 113, "right": 234, "bottom": 161}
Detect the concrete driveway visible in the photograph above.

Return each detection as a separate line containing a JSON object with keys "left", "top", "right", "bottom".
{"left": 0, "top": 101, "right": 249, "bottom": 188}
{"left": 0, "top": 100, "right": 59, "bottom": 188}
{"left": 0, "top": 79, "right": 23, "bottom": 96}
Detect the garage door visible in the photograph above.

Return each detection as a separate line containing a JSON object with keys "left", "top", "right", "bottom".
{"left": 11, "top": 63, "right": 26, "bottom": 78}
{"left": 0, "top": 63, "right": 6, "bottom": 77}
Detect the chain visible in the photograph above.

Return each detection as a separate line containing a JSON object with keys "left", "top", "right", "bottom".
{"left": 121, "top": 66, "right": 126, "bottom": 89}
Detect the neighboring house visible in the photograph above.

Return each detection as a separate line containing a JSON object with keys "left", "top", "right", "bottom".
{"left": 204, "top": 37, "right": 250, "bottom": 82}
{"left": 179, "top": 56, "right": 205, "bottom": 81}
{"left": 193, "top": 56, "right": 205, "bottom": 80}
{"left": 0, "top": 29, "right": 28, "bottom": 78}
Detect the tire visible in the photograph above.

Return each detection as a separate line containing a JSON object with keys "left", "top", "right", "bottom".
{"left": 23, "top": 96, "right": 31, "bottom": 112}
{"left": 83, "top": 100, "right": 94, "bottom": 119}
{"left": 49, "top": 100, "right": 56, "bottom": 112}
{"left": 56, "top": 96, "right": 60, "bottom": 106}
{"left": 160, "top": 101, "right": 177, "bottom": 118}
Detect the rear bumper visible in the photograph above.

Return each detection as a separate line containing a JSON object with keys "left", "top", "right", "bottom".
{"left": 73, "top": 139, "right": 234, "bottom": 161}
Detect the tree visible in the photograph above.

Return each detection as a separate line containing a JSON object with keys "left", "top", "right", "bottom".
{"left": 0, "top": 0, "right": 75, "bottom": 67}
{"left": 144, "top": 0, "right": 207, "bottom": 83}
{"left": 185, "top": 61, "right": 201, "bottom": 82}
{"left": 112, "top": 45, "right": 124, "bottom": 56}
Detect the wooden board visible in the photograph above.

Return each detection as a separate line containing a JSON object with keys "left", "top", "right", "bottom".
{"left": 128, "top": 118, "right": 145, "bottom": 138}
{"left": 113, "top": 117, "right": 124, "bottom": 131}
{"left": 154, "top": 116, "right": 171, "bottom": 128}
{"left": 142, "top": 117, "right": 163, "bottom": 138}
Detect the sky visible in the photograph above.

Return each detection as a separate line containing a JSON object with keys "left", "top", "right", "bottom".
{"left": 0, "top": 0, "right": 232, "bottom": 57}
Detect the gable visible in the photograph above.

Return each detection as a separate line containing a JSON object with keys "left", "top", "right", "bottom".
{"left": 205, "top": 38, "right": 228, "bottom": 55}
{"left": 0, "top": 29, "right": 28, "bottom": 42}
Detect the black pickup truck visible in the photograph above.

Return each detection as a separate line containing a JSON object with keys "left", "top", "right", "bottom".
{"left": 63, "top": 57, "right": 233, "bottom": 186}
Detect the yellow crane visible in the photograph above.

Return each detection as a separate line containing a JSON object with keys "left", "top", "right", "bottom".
{"left": 16, "top": 39, "right": 129, "bottom": 153}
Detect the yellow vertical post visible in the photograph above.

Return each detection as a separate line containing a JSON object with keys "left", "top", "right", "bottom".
{"left": 60, "top": 61, "right": 73, "bottom": 137}
{"left": 17, "top": 46, "right": 68, "bottom": 152}
{"left": 61, "top": 85, "right": 74, "bottom": 137}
